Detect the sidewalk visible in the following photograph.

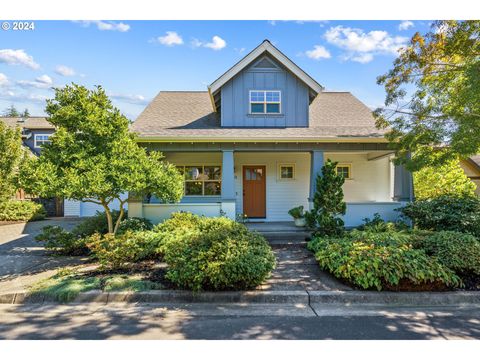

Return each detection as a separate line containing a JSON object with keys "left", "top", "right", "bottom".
{"left": 0, "top": 218, "right": 86, "bottom": 293}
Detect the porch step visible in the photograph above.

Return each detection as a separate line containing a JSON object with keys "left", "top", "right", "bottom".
{"left": 260, "top": 231, "right": 311, "bottom": 245}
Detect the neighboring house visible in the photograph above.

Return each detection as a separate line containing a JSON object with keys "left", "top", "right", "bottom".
{"left": 0, "top": 116, "right": 123, "bottom": 217}
{"left": 129, "top": 40, "right": 413, "bottom": 227}
{"left": 460, "top": 155, "right": 480, "bottom": 195}
{"left": 0, "top": 116, "right": 62, "bottom": 216}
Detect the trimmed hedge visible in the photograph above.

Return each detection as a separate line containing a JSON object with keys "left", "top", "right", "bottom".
{"left": 86, "top": 230, "right": 162, "bottom": 269}
{"left": 0, "top": 200, "right": 46, "bottom": 221}
{"left": 399, "top": 195, "right": 480, "bottom": 236}
{"left": 416, "top": 231, "right": 480, "bottom": 275}
{"left": 155, "top": 212, "right": 276, "bottom": 291}
{"left": 307, "top": 231, "right": 460, "bottom": 291}
{"left": 35, "top": 225, "right": 88, "bottom": 255}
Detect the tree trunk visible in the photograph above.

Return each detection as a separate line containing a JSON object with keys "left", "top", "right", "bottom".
{"left": 101, "top": 201, "right": 114, "bottom": 234}
{"left": 112, "top": 202, "right": 126, "bottom": 236}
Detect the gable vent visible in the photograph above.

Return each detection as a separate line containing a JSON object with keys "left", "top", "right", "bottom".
{"left": 253, "top": 57, "right": 278, "bottom": 69}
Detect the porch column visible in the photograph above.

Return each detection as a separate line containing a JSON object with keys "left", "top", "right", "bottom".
{"left": 221, "top": 150, "right": 236, "bottom": 219}
{"left": 393, "top": 163, "right": 414, "bottom": 202}
{"left": 309, "top": 150, "right": 324, "bottom": 209}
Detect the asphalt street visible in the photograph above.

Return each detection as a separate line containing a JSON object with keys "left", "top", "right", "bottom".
{"left": 1, "top": 303, "right": 479, "bottom": 339}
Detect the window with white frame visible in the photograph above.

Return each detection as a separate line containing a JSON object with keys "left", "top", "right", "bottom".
{"left": 176, "top": 165, "right": 222, "bottom": 196}
{"left": 336, "top": 164, "right": 352, "bottom": 179}
{"left": 249, "top": 90, "right": 281, "bottom": 114}
{"left": 278, "top": 164, "right": 295, "bottom": 180}
{"left": 34, "top": 134, "right": 51, "bottom": 148}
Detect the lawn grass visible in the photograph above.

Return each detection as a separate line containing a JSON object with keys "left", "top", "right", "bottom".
{"left": 29, "top": 268, "right": 164, "bottom": 302}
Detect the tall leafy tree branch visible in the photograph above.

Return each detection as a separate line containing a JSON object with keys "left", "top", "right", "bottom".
{"left": 20, "top": 84, "right": 184, "bottom": 234}
{"left": 375, "top": 20, "right": 480, "bottom": 171}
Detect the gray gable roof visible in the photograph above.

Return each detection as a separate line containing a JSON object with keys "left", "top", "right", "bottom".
{"left": 0, "top": 116, "right": 54, "bottom": 130}
{"left": 131, "top": 91, "right": 387, "bottom": 141}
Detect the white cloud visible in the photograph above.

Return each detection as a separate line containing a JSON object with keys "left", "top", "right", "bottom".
{"left": 324, "top": 26, "right": 408, "bottom": 63}
{"left": 398, "top": 20, "right": 414, "bottom": 31}
{"left": 0, "top": 90, "right": 48, "bottom": 103}
{"left": 192, "top": 36, "right": 227, "bottom": 51}
{"left": 0, "top": 49, "right": 40, "bottom": 69}
{"left": 109, "top": 93, "right": 149, "bottom": 105}
{"left": 17, "top": 74, "right": 53, "bottom": 89}
{"left": 234, "top": 47, "right": 246, "bottom": 55}
{"left": 350, "top": 53, "right": 374, "bottom": 64}
{"left": 0, "top": 73, "right": 8, "bottom": 86}
{"left": 76, "top": 21, "right": 130, "bottom": 32}
{"left": 305, "top": 45, "right": 331, "bottom": 60}
{"left": 155, "top": 31, "right": 184, "bottom": 46}
{"left": 55, "top": 65, "right": 76, "bottom": 76}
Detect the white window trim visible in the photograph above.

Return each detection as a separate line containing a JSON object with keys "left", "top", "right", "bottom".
{"left": 277, "top": 163, "right": 296, "bottom": 181}
{"left": 176, "top": 164, "right": 223, "bottom": 197}
{"left": 249, "top": 90, "right": 282, "bottom": 115}
{"left": 336, "top": 163, "right": 352, "bottom": 180}
{"left": 34, "top": 134, "right": 51, "bottom": 148}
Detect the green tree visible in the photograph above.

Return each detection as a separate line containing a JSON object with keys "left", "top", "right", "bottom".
{"left": 3, "top": 104, "right": 20, "bottom": 117}
{"left": 20, "top": 84, "right": 184, "bottom": 234}
{"left": 0, "top": 121, "right": 27, "bottom": 202}
{"left": 305, "top": 159, "right": 346, "bottom": 237}
{"left": 414, "top": 149, "right": 476, "bottom": 200}
{"left": 21, "top": 108, "right": 30, "bottom": 117}
{"left": 375, "top": 21, "right": 480, "bottom": 171}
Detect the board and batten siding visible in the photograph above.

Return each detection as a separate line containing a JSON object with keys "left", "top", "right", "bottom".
{"left": 220, "top": 57, "right": 309, "bottom": 128}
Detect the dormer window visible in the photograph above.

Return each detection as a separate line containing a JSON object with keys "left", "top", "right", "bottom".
{"left": 249, "top": 90, "right": 281, "bottom": 114}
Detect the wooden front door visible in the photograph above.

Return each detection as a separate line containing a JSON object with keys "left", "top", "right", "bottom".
{"left": 243, "top": 166, "right": 266, "bottom": 218}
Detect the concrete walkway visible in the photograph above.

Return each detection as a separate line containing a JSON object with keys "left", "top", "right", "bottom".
{"left": 0, "top": 218, "right": 86, "bottom": 293}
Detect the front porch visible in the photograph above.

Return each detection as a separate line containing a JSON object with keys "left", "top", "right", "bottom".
{"left": 128, "top": 143, "right": 413, "bottom": 227}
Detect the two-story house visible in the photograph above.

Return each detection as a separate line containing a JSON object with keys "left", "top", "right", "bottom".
{"left": 0, "top": 116, "right": 123, "bottom": 217}
{"left": 129, "top": 40, "right": 413, "bottom": 226}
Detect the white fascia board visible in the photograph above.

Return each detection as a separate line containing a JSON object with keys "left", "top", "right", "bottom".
{"left": 208, "top": 41, "right": 323, "bottom": 96}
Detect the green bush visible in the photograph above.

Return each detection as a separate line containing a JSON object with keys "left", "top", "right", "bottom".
{"left": 35, "top": 225, "right": 88, "bottom": 255}
{"left": 399, "top": 195, "right": 480, "bottom": 236}
{"left": 0, "top": 200, "right": 46, "bottom": 221}
{"left": 156, "top": 213, "right": 276, "bottom": 291}
{"left": 307, "top": 232, "right": 460, "bottom": 290}
{"left": 86, "top": 230, "right": 162, "bottom": 269}
{"left": 357, "top": 213, "right": 408, "bottom": 233}
{"left": 117, "top": 217, "right": 153, "bottom": 234}
{"left": 71, "top": 210, "right": 122, "bottom": 237}
{"left": 417, "top": 231, "right": 480, "bottom": 275}
{"left": 305, "top": 160, "right": 346, "bottom": 237}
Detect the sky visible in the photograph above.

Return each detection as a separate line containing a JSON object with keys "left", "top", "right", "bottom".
{"left": 0, "top": 20, "right": 432, "bottom": 120}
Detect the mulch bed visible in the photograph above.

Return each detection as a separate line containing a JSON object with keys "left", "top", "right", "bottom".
{"left": 79, "top": 260, "right": 178, "bottom": 289}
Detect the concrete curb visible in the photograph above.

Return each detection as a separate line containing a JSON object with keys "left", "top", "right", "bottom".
{"left": 1, "top": 289, "right": 480, "bottom": 306}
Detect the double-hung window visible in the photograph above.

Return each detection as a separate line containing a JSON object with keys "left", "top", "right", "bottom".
{"left": 250, "top": 90, "right": 281, "bottom": 114}
{"left": 177, "top": 165, "right": 222, "bottom": 196}
{"left": 34, "top": 134, "right": 51, "bottom": 148}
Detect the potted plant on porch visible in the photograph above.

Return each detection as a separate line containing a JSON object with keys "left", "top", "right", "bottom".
{"left": 288, "top": 205, "right": 306, "bottom": 227}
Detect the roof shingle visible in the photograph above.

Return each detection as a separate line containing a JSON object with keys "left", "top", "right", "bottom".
{"left": 0, "top": 117, "right": 54, "bottom": 130}
{"left": 131, "top": 91, "right": 386, "bottom": 140}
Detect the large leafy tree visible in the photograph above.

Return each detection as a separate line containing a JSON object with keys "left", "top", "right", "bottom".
{"left": 375, "top": 21, "right": 480, "bottom": 171}
{"left": 0, "top": 121, "right": 27, "bottom": 202}
{"left": 413, "top": 149, "right": 476, "bottom": 200}
{"left": 20, "top": 84, "right": 184, "bottom": 234}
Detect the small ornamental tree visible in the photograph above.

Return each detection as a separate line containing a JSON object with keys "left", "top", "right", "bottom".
{"left": 20, "top": 84, "right": 184, "bottom": 235}
{"left": 306, "top": 159, "right": 346, "bottom": 237}
{"left": 0, "top": 121, "right": 27, "bottom": 203}
{"left": 414, "top": 150, "right": 476, "bottom": 200}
